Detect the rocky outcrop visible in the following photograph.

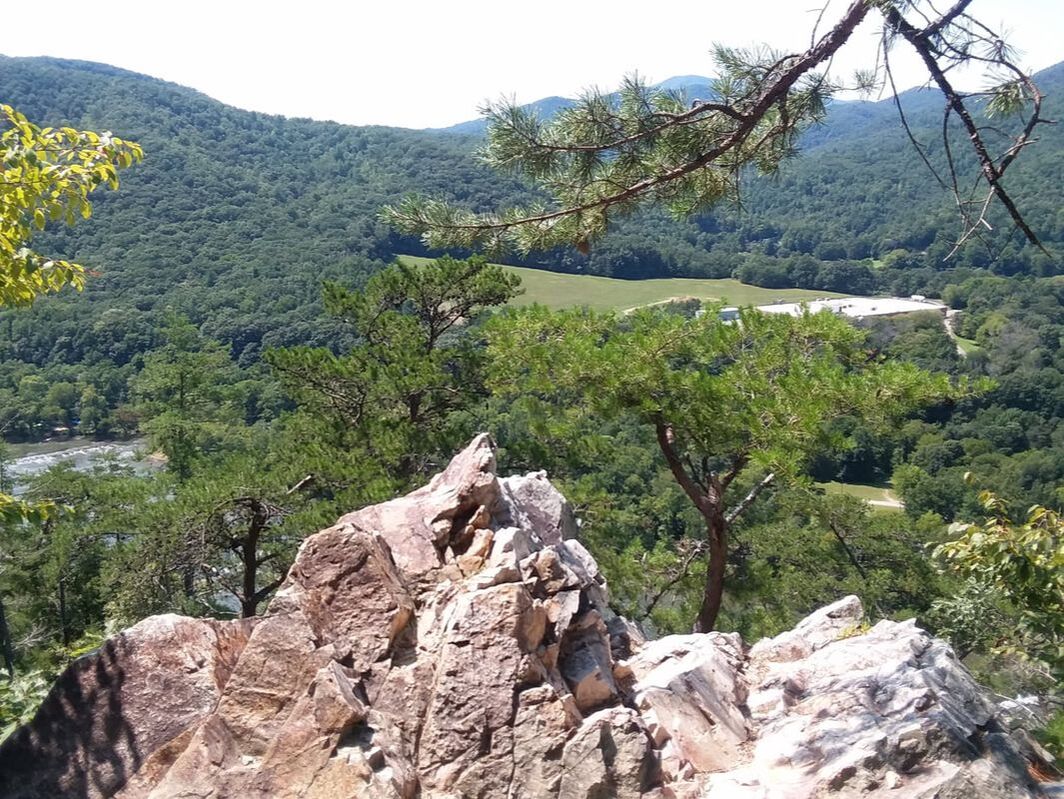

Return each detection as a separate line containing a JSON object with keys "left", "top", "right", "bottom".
{"left": 0, "top": 614, "right": 256, "bottom": 798}
{"left": 706, "top": 595, "right": 1051, "bottom": 798}
{"left": 0, "top": 434, "right": 1056, "bottom": 798}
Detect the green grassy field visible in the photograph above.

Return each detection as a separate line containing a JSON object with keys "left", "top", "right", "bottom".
{"left": 953, "top": 334, "right": 981, "bottom": 356}
{"left": 398, "top": 255, "right": 844, "bottom": 311}
{"left": 816, "top": 481, "right": 904, "bottom": 511}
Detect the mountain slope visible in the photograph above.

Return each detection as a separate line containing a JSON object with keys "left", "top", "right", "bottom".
{"left": 426, "top": 63, "right": 1061, "bottom": 276}
{"left": 738, "top": 65, "right": 1064, "bottom": 269}
{"left": 0, "top": 55, "right": 1060, "bottom": 367}
{"left": 431, "top": 95, "right": 575, "bottom": 135}
{"left": 0, "top": 56, "right": 529, "bottom": 362}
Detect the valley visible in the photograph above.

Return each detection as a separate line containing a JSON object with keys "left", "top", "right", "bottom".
{"left": 0, "top": 24, "right": 1061, "bottom": 778}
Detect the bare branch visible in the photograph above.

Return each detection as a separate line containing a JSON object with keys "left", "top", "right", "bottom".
{"left": 884, "top": 4, "right": 1048, "bottom": 254}
{"left": 286, "top": 474, "right": 315, "bottom": 495}
{"left": 643, "top": 540, "right": 707, "bottom": 618}
{"left": 725, "top": 472, "right": 776, "bottom": 524}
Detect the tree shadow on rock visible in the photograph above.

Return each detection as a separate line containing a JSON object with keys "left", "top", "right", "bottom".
{"left": 0, "top": 638, "right": 140, "bottom": 799}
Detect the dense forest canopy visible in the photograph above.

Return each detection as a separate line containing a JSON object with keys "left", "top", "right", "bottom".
{"left": 0, "top": 4, "right": 1062, "bottom": 749}
{"left": 0, "top": 54, "right": 1058, "bottom": 419}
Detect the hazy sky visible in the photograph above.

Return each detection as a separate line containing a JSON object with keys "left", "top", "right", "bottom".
{"left": 4, "top": 1, "right": 1062, "bottom": 128}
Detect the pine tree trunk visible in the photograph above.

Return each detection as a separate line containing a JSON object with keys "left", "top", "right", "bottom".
{"left": 0, "top": 592, "right": 15, "bottom": 679}
{"left": 239, "top": 501, "right": 267, "bottom": 618}
{"left": 695, "top": 511, "right": 728, "bottom": 633}
{"left": 655, "top": 420, "right": 732, "bottom": 633}
{"left": 240, "top": 533, "right": 258, "bottom": 619}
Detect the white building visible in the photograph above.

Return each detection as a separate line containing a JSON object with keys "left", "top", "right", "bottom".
{"left": 753, "top": 295, "right": 946, "bottom": 319}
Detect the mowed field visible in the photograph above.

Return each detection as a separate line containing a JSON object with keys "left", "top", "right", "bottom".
{"left": 398, "top": 256, "right": 844, "bottom": 311}
{"left": 817, "top": 481, "right": 904, "bottom": 511}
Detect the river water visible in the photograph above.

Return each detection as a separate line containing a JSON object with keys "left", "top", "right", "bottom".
{"left": 5, "top": 439, "right": 153, "bottom": 495}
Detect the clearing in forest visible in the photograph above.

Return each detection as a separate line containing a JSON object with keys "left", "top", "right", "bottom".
{"left": 398, "top": 255, "right": 844, "bottom": 311}
{"left": 817, "top": 481, "right": 905, "bottom": 511}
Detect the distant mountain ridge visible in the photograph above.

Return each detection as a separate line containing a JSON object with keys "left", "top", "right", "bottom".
{"left": 428, "top": 76, "right": 716, "bottom": 135}
{"left": 428, "top": 72, "right": 950, "bottom": 147}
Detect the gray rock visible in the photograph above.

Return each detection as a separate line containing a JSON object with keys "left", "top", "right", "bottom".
{"left": 748, "top": 593, "right": 863, "bottom": 666}
{"left": 559, "top": 610, "right": 619, "bottom": 713}
{"left": 558, "top": 707, "right": 657, "bottom": 799}
{"left": 626, "top": 633, "right": 749, "bottom": 776}
{"left": 500, "top": 469, "right": 579, "bottom": 545}
{"left": 707, "top": 605, "right": 1049, "bottom": 798}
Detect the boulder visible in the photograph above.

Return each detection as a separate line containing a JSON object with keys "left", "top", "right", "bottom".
{"left": 747, "top": 593, "right": 863, "bottom": 666}
{"left": 0, "top": 614, "right": 255, "bottom": 799}
{"left": 336, "top": 432, "right": 501, "bottom": 587}
{"left": 499, "top": 469, "right": 578, "bottom": 546}
{"left": 708, "top": 603, "right": 1050, "bottom": 798}
{"left": 1, "top": 437, "right": 1055, "bottom": 799}
{"left": 625, "top": 633, "right": 749, "bottom": 777}
{"left": 557, "top": 707, "right": 658, "bottom": 799}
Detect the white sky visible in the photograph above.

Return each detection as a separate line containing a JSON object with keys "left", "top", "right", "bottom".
{"left": 4, "top": 0, "right": 1062, "bottom": 128}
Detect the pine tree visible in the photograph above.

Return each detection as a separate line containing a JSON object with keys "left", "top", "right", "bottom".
{"left": 485, "top": 304, "right": 963, "bottom": 630}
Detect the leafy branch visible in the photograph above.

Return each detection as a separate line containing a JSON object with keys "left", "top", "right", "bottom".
{"left": 1, "top": 104, "right": 142, "bottom": 306}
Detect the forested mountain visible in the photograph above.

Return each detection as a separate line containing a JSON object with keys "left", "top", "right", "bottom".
{"left": 432, "top": 94, "right": 577, "bottom": 135}
{"left": 0, "top": 56, "right": 532, "bottom": 366}
{"left": 438, "top": 63, "right": 1063, "bottom": 277}
{"left": 432, "top": 75, "right": 718, "bottom": 135}
{"left": 1, "top": 54, "right": 1061, "bottom": 463}
{"left": 0, "top": 55, "right": 1061, "bottom": 373}
{"left": 738, "top": 65, "right": 1064, "bottom": 274}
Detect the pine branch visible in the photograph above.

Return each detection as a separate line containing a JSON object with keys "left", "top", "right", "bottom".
{"left": 384, "top": 0, "right": 872, "bottom": 250}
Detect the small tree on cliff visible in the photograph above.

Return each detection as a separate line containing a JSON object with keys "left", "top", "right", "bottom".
{"left": 486, "top": 304, "right": 958, "bottom": 631}
{"left": 267, "top": 255, "right": 521, "bottom": 484}
{"left": 105, "top": 451, "right": 300, "bottom": 621}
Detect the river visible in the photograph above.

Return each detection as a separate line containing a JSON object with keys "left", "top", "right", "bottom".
{"left": 4, "top": 438, "right": 155, "bottom": 495}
